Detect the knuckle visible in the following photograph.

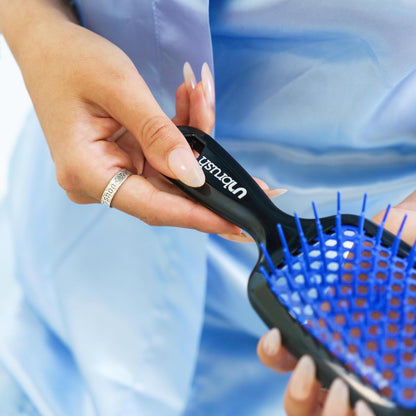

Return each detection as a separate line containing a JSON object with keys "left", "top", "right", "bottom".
{"left": 65, "top": 192, "right": 79, "bottom": 204}
{"left": 140, "top": 210, "right": 159, "bottom": 227}
{"left": 65, "top": 191, "right": 87, "bottom": 205}
{"left": 140, "top": 115, "right": 175, "bottom": 153}
{"left": 144, "top": 217, "right": 158, "bottom": 227}
{"left": 56, "top": 166, "right": 82, "bottom": 194}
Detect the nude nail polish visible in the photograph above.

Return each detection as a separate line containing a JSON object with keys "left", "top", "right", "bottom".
{"left": 183, "top": 62, "right": 196, "bottom": 94}
{"left": 263, "top": 328, "right": 281, "bottom": 356}
{"left": 289, "top": 356, "right": 316, "bottom": 401}
{"left": 322, "top": 379, "right": 349, "bottom": 416}
{"left": 218, "top": 232, "right": 255, "bottom": 243}
{"left": 265, "top": 188, "right": 288, "bottom": 199}
{"left": 168, "top": 147, "right": 205, "bottom": 187}
{"left": 201, "top": 62, "right": 215, "bottom": 107}
{"left": 355, "top": 401, "right": 376, "bottom": 416}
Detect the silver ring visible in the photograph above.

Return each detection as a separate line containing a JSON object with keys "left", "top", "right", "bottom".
{"left": 101, "top": 169, "right": 132, "bottom": 207}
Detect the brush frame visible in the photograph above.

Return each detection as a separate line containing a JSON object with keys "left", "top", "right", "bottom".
{"left": 171, "top": 126, "right": 415, "bottom": 416}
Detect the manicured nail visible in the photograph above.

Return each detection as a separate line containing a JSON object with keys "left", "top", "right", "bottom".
{"left": 355, "top": 401, "right": 375, "bottom": 416}
{"left": 322, "top": 379, "right": 349, "bottom": 416}
{"left": 218, "top": 232, "right": 255, "bottom": 243}
{"left": 265, "top": 188, "right": 288, "bottom": 199}
{"left": 263, "top": 328, "right": 281, "bottom": 356}
{"left": 201, "top": 62, "right": 215, "bottom": 107}
{"left": 289, "top": 355, "right": 316, "bottom": 401}
{"left": 168, "top": 147, "right": 205, "bottom": 187}
{"left": 183, "top": 62, "right": 196, "bottom": 94}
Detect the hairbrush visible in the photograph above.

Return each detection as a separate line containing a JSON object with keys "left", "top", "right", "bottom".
{"left": 171, "top": 126, "right": 416, "bottom": 416}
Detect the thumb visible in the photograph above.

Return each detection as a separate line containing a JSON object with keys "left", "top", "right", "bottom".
{"left": 102, "top": 72, "right": 205, "bottom": 187}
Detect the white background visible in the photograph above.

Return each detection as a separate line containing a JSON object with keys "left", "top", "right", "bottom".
{"left": 0, "top": 35, "right": 32, "bottom": 201}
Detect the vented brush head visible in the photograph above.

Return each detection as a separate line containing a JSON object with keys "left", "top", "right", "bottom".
{"left": 253, "top": 193, "right": 416, "bottom": 415}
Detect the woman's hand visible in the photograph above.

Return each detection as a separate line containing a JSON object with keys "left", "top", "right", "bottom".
{"left": 256, "top": 196, "right": 416, "bottom": 416}
{"left": 1, "top": 0, "right": 241, "bottom": 234}
{"left": 257, "top": 328, "right": 374, "bottom": 416}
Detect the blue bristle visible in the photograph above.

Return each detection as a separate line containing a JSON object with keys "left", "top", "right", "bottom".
{"left": 356, "top": 193, "right": 367, "bottom": 257}
{"left": 260, "top": 242, "right": 276, "bottom": 275}
{"left": 375, "top": 204, "right": 391, "bottom": 247}
{"left": 336, "top": 192, "right": 342, "bottom": 251}
{"left": 312, "top": 201, "right": 328, "bottom": 272}
{"left": 259, "top": 265, "right": 269, "bottom": 281}
{"left": 294, "top": 213, "right": 311, "bottom": 273}
{"left": 391, "top": 214, "right": 407, "bottom": 258}
{"left": 406, "top": 240, "right": 416, "bottom": 273}
{"left": 353, "top": 194, "right": 368, "bottom": 297}
{"left": 259, "top": 265, "right": 274, "bottom": 286}
{"left": 359, "top": 193, "right": 367, "bottom": 234}
{"left": 277, "top": 223, "right": 294, "bottom": 275}
{"left": 386, "top": 215, "right": 408, "bottom": 293}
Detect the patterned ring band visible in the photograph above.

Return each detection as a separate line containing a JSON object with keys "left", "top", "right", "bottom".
{"left": 100, "top": 169, "right": 132, "bottom": 207}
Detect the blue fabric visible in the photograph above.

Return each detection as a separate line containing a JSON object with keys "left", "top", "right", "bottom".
{"left": 1, "top": 0, "right": 416, "bottom": 414}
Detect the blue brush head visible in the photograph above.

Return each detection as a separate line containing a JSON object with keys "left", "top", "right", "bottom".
{"left": 260, "top": 193, "right": 416, "bottom": 409}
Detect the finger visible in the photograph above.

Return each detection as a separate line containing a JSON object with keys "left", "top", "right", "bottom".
{"left": 113, "top": 130, "right": 145, "bottom": 174}
{"left": 251, "top": 177, "right": 288, "bottom": 199}
{"left": 253, "top": 177, "right": 269, "bottom": 191}
{"left": 265, "top": 189, "right": 287, "bottom": 199}
{"left": 110, "top": 173, "right": 240, "bottom": 233}
{"left": 171, "top": 62, "right": 197, "bottom": 126}
{"left": 172, "top": 82, "right": 190, "bottom": 126}
{"left": 201, "top": 62, "right": 215, "bottom": 110}
{"left": 321, "top": 379, "right": 351, "bottom": 416}
{"left": 183, "top": 61, "right": 197, "bottom": 94}
{"left": 55, "top": 137, "right": 136, "bottom": 201}
{"left": 257, "top": 328, "right": 297, "bottom": 373}
{"left": 98, "top": 65, "right": 205, "bottom": 187}
{"left": 284, "top": 356, "right": 321, "bottom": 416}
{"left": 354, "top": 400, "right": 376, "bottom": 416}
{"left": 189, "top": 82, "right": 215, "bottom": 134}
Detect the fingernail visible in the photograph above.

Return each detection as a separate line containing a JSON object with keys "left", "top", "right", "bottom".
{"left": 355, "top": 401, "right": 375, "bottom": 416}
{"left": 183, "top": 62, "right": 196, "bottom": 94}
{"left": 265, "top": 188, "right": 288, "bottom": 199}
{"left": 201, "top": 62, "right": 215, "bottom": 107}
{"left": 168, "top": 147, "right": 205, "bottom": 187}
{"left": 289, "top": 355, "right": 316, "bottom": 401}
{"left": 107, "top": 126, "right": 127, "bottom": 142}
{"left": 323, "top": 379, "right": 349, "bottom": 416}
{"left": 218, "top": 232, "right": 255, "bottom": 243}
{"left": 263, "top": 328, "right": 281, "bottom": 356}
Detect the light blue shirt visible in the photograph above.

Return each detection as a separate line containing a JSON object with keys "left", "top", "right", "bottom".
{"left": 1, "top": 1, "right": 416, "bottom": 414}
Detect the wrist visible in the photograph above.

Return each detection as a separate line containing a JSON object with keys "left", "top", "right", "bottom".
{"left": 0, "top": 0, "right": 78, "bottom": 65}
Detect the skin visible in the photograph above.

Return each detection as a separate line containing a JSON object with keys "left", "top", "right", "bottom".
{"left": 2, "top": 1, "right": 416, "bottom": 414}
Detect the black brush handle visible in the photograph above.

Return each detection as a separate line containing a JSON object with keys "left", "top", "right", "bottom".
{"left": 172, "top": 126, "right": 295, "bottom": 248}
